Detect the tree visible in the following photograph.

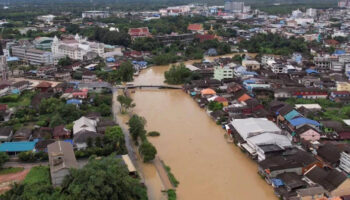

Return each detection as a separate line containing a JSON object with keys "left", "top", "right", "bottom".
{"left": 164, "top": 63, "right": 196, "bottom": 84}
{"left": 104, "top": 126, "right": 127, "bottom": 154}
{"left": 0, "top": 152, "right": 9, "bottom": 168}
{"left": 95, "top": 136, "right": 102, "bottom": 147}
{"left": 128, "top": 115, "right": 147, "bottom": 144}
{"left": 49, "top": 114, "right": 65, "bottom": 128}
{"left": 139, "top": 142, "right": 157, "bottom": 162}
{"left": 58, "top": 56, "right": 73, "bottom": 67}
{"left": 39, "top": 98, "right": 63, "bottom": 114}
{"left": 98, "top": 103, "right": 111, "bottom": 117}
{"left": 118, "top": 61, "right": 134, "bottom": 82}
{"left": 61, "top": 155, "right": 147, "bottom": 200}
{"left": 208, "top": 101, "right": 223, "bottom": 112}
{"left": 117, "top": 95, "right": 135, "bottom": 113}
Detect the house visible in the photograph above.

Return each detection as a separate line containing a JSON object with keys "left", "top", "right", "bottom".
{"left": 82, "top": 71, "right": 97, "bottom": 82}
{"left": 242, "top": 60, "right": 261, "bottom": 71}
{"left": 13, "top": 128, "right": 32, "bottom": 141}
{"left": 53, "top": 125, "right": 71, "bottom": 139}
{"left": 11, "top": 81, "right": 30, "bottom": 93}
{"left": 32, "top": 127, "right": 52, "bottom": 139}
{"left": 73, "top": 130, "right": 103, "bottom": 150}
{"left": 296, "top": 186, "right": 326, "bottom": 200}
{"left": 294, "top": 125, "right": 321, "bottom": 142}
{"left": 214, "top": 96, "right": 229, "bottom": 107}
{"left": 48, "top": 141, "right": 78, "bottom": 186}
{"left": 200, "top": 88, "right": 216, "bottom": 97}
{"left": 0, "top": 140, "right": 38, "bottom": 155}
{"left": 35, "top": 139, "right": 55, "bottom": 152}
{"left": 316, "top": 143, "right": 341, "bottom": 168}
{"left": 287, "top": 117, "right": 320, "bottom": 131}
{"left": 304, "top": 166, "right": 350, "bottom": 197}
{"left": 73, "top": 116, "right": 96, "bottom": 135}
{"left": 35, "top": 81, "right": 52, "bottom": 93}
{"left": 0, "top": 127, "right": 13, "bottom": 142}
{"left": 339, "top": 145, "right": 350, "bottom": 174}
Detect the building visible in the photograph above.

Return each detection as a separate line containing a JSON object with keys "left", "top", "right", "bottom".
{"left": 155, "top": 33, "right": 195, "bottom": 44}
{"left": 128, "top": 27, "right": 151, "bottom": 40}
{"left": 339, "top": 145, "right": 350, "bottom": 174}
{"left": 82, "top": 11, "right": 110, "bottom": 19}
{"left": 48, "top": 141, "right": 78, "bottom": 186}
{"left": 52, "top": 35, "right": 104, "bottom": 61}
{"left": 213, "top": 66, "right": 234, "bottom": 81}
{"left": 242, "top": 60, "right": 260, "bottom": 71}
{"left": 224, "top": 0, "right": 246, "bottom": 13}
{"left": 11, "top": 46, "right": 53, "bottom": 65}
{"left": 0, "top": 56, "right": 9, "bottom": 80}
{"left": 0, "top": 140, "right": 37, "bottom": 155}
{"left": 37, "top": 15, "right": 56, "bottom": 23}
{"left": 33, "top": 37, "right": 54, "bottom": 50}
{"left": 306, "top": 8, "right": 317, "bottom": 17}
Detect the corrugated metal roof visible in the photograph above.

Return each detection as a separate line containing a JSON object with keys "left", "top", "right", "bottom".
{"left": 0, "top": 140, "right": 37, "bottom": 152}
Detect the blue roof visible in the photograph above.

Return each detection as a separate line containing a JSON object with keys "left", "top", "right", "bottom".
{"left": 6, "top": 57, "right": 20, "bottom": 62}
{"left": 284, "top": 110, "right": 302, "bottom": 121}
{"left": 271, "top": 178, "right": 284, "bottom": 187}
{"left": 289, "top": 117, "right": 320, "bottom": 127}
{"left": 334, "top": 50, "right": 345, "bottom": 55}
{"left": 11, "top": 89, "right": 20, "bottom": 94}
{"left": 64, "top": 139, "right": 73, "bottom": 145}
{"left": 305, "top": 68, "right": 319, "bottom": 74}
{"left": 106, "top": 57, "right": 115, "bottom": 62}
{"left": 0, "top": 140, "right": 38, "bottom": 152}
{"left": 67, "top": 99, "right": 82, "bottom": 105}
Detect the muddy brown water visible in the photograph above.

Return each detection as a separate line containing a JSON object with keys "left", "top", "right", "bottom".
{"left": 122, "top": 54, "right": 276, "bottom": 200}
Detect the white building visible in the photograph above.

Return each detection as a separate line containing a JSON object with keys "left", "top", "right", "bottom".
{"left": 11, "top": 46, "right": 53, "bottom": 65}
{"left": 37, "top": 15, "right": 56, "bottom": 23}
{"left": 52, "top": 34, "right": 104, "bottom": 61}
{"left": 82, "top": 11, "right": 110, "bottom": 19}
{"left": 306, "top": 8, "right": 317, "bottom": 18}
{"left": 213, "top": 65, "right": 234, "bottom": 81}
{"left": 0, "top": 56, "right": 9, "bottom": 80}
{"left": 73, "top": 116, "right": 97, "bottom": 135}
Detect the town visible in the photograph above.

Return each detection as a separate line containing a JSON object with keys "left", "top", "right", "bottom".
{"left": 1, "top": 0, "right": 350, "bottom": 200}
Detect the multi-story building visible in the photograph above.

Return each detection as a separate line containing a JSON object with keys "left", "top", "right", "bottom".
{"left": 214, "top": 66, "right": 234, "bottom": 81}
{"left": 314, "top": 56, "right": 332, "bottom": 72}
{"left": 82, "top": 11, "right": 110, "bottom": 19}
{"left": 224, "top": 0, "right": 247, "bottom": 13}
{"left": 11, "top": 46, "right": 53, "bottom": 65}
{"left": 51, "top": 34, "right": 104, "bottom": 61}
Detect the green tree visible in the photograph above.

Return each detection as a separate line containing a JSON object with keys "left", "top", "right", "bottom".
{"left": 95, "top": 136, "right": 102, "bottom": 148}
{"left": 139, "top": 142, "right": 157, "bottom": 162}
{"left": 208, "top": 101, "right": 223, "bottom": 112}
{"left": 104, "top": 126, "right": 127, "bottom": 154}
{"left": 58, "top": 56, "right": 73, "bottom": 67}
{"left": 0, "top": 152, "right": 9, "bottom": 168}
{"left": 118, "top": 61, "right": 134, "bottom": 82}
{"left": 98, "top": 103, "right": 111, "bottom": 117}
{"left": 117, "top": 95, "right": 135, "bottom": 113}
{"left": 39, "top": 98, "right": 63, "bottom": 114}
{"left": 128, "top": 115, "right": 147, "bottom": 144}
{"left": 164, "top": 63, "right": 196, "bottom": 84}
{"left": 61, "top": 155, "right": 147, "bottom": 200}
{"left": 49, "top": 114, "right": 65, "bottom": 128}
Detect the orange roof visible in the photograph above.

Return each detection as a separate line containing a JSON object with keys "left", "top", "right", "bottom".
{"left": 238, "top": 94, "right": 251, "bottom": 102}
{"left": 201, "top": 88, "right": 216, "bottom": 95}
{"left": 188, "top": 24, "right": 203, "bottom": 31}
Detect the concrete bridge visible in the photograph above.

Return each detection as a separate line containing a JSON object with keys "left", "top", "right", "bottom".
{"left": 117, "top": 85, "right": 182, "bottom": 90}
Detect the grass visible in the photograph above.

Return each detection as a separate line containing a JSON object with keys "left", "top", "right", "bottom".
{"left": 0, "top": 167, "right": 24, "bottom": 175}
{"left": 167, "top": 189, "right": 177, "bottom": 200}
{"left": 23, "top": 166, "right": 50, "bottom": 185}
{"left": 162, "top": 163, "right": 179, "bottom": 187}
{"left": 0, "top": 90, "right": 36, "bottom": 108}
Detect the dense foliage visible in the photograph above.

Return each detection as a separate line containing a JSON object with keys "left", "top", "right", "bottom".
{"left": 164, "top": 63, "right": 199, "bottom": 84}
{"left": 0, "top": 152, "right": 9, "bottom": 168}
{"left": 117, "top": 95, "right": 136, "bottom": 113}
{"left": 208, "top": 101, "right": 224, "bottom": 112}
{"left": 239, "top": 33, "right": 309, "bottom": 56}
{"left": 2, "top": 157, "right": 147, "bottom": 200}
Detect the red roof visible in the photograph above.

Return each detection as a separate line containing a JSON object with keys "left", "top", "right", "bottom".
{"left": 128, "top": 27, "right": 150, "bottom": 37}
{"left": 188, "top": 24, "right": 203, "bottom": 31}
{"left": 338, "top": 132, "right": 350, "bottom": 140}
{"left": 195, "top": 34, "right": 215, "bottom": 42}
{"left": 214, "top": 96, "right": 228, "bottom": 103}
{"left": 0, "top": 104, "right": 7, "bottom": 111}
{"left": 36, "top": 81, "right": 52, "bottom": 88}
{"left": 325, "top": 39, "right": 339, "bottom": 46}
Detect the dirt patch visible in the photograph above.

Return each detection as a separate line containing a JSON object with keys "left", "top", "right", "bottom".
{"left": 0, "top": 169, "right": 30, "bottom": 194}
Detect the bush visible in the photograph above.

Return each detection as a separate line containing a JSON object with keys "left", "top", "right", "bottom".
{"left": 167, "top": 189, "right": 177, "bottom": 200}
{"left": 148, "top": 131, "right": 160, "bottom": 137}
{"left": 164, "top": 164, "right": 179, "bottom": 187}
{"left": 139, "top": 142, "right": 157, "bottom": 162}
{"left": 0, "top": 152, "right": 9, "bottom": 168}
{"left": 18, "top": 151, "right": 36, "bottom": 162}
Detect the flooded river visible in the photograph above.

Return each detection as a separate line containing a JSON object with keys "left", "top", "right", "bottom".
{"left": 121, "top": 54, "right": 276, "bottom": 200}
